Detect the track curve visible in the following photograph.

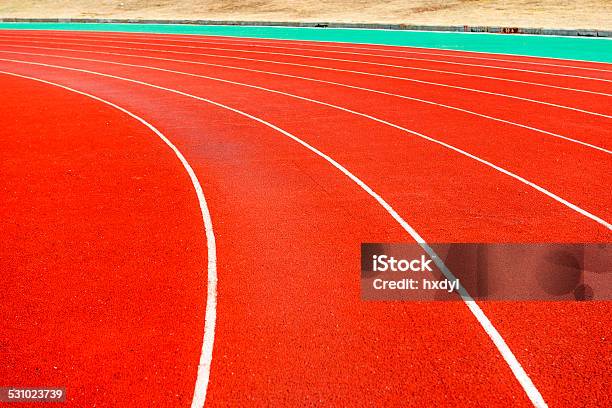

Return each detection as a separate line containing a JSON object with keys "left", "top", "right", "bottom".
{"left": 0, "top": 29, "right": 610, "bottom": 408}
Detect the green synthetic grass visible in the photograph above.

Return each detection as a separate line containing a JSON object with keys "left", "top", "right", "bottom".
{"left": 0, "top": 22, "right": 610, "bottom": 62}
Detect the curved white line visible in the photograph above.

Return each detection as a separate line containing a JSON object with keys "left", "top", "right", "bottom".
{"left": 0, "top": 60, "right": 547, "bottom": 407}
{"left": 0, "top": 46, "right": 607, "bottom": 153}
{"left": 1, "top": 56, "right": 610, "bottom": 230}
{"left": 0, "top": 70, "right": 218, "bottom": 408}
{"left": 2, "top": 39, "right": 609, "bottom": 119}
{"left": 4, "top": 31, "right": 612, "bottom": 77}
{"left": 3, "top": 38, "right": 609, "bottom": 99}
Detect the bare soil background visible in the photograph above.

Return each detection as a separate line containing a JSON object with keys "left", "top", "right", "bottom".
{"left": 1, "top": 1, "right": 611, "bottom": 30}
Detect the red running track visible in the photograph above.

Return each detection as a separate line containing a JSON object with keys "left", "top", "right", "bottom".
{"left": 0, "top": 30, "right": 610, "bottom": 407}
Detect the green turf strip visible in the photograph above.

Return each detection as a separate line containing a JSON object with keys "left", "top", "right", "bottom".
{"left": 0, "top": 22, "right": 610, "bottom": 63}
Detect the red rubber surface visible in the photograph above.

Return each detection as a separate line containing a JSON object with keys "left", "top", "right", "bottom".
{"left": 0, "top": 30, "right": 610, "bottom": 407}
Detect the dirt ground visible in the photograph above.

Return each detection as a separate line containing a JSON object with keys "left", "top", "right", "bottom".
{"left": 1, "top": 1, "right": 611, "bottom": 30}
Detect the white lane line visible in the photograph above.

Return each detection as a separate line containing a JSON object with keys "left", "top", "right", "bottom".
{"left": 2, "top": 35, "right": 611, "bottom": 84}
{"left": 1, "top": 57, "right": 610, "bottom": 229}
{"left": 1, "top": 42, "right": 610, "bottom": 119}
{"left": 0, "top": 60, "right": 548, "bottom": 407}
{"left": 0, "top": 47, "right": 607, "bottom": 153}
{"left": 0, "top": 69, "right": 218, "bottom": 408}
{"left": 3, "top": 39, "right": 609, "bottom": 99}
{"left": 5, "top": 30, "right": 612, "bottom": 74}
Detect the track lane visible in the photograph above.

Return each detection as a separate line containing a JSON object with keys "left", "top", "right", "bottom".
{"left": 1, "top": 38, "right": 610, "bottom": 120}
{"left": 1, "top": 43, "right": 610, "bottom": 149}
{"left": 1, "top": 51, "right": 609, "bottom": 225}
{"left": 0, "top": 62, "right": 544, "bottom": 406}
{"left": 3, "top": 55, "right": 608, "bottom": 235}
{"left": 2, "top": 35, "right": 611, "bottom": 99}
{"left": 0, "top": 74, "right": 211, "bottom": 406}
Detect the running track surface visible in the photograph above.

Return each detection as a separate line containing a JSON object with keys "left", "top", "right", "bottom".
{"left": 0, "top": 29, "right": 610, "bottom": 407}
